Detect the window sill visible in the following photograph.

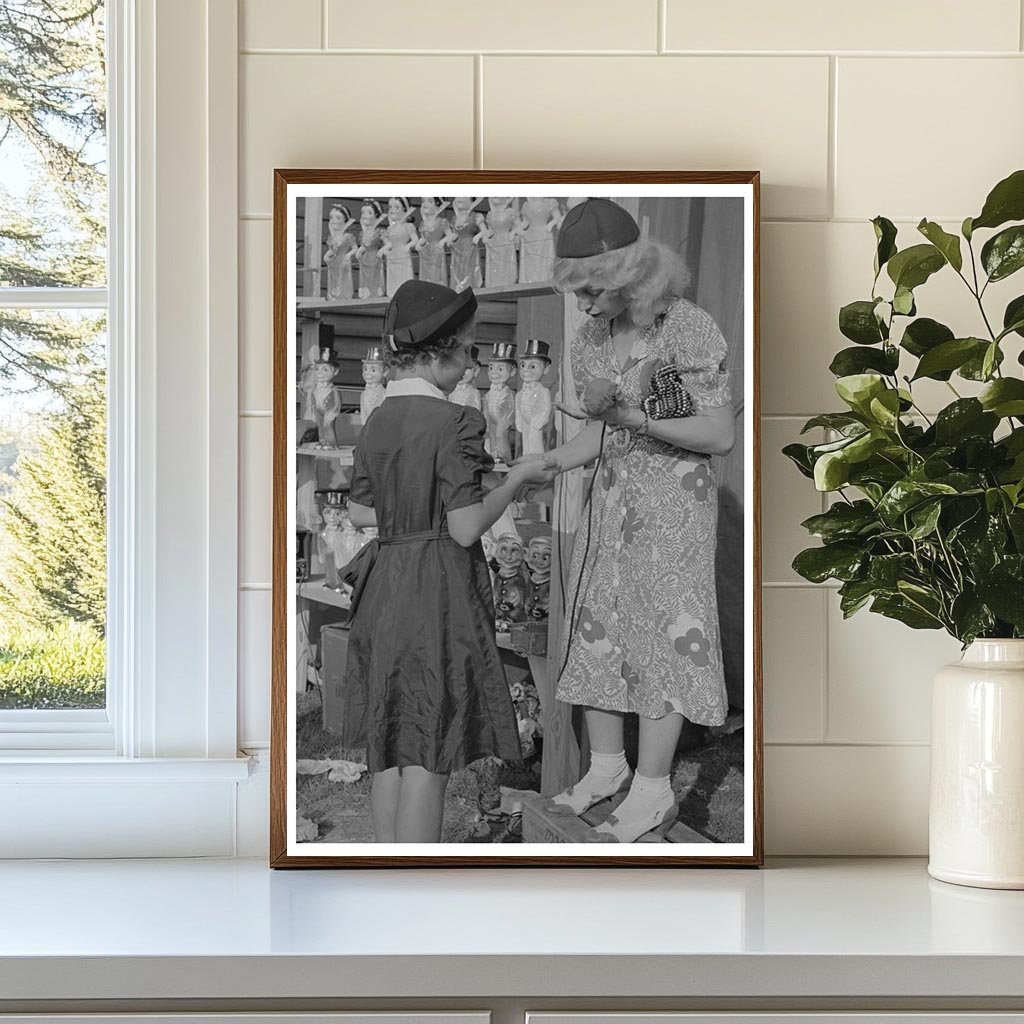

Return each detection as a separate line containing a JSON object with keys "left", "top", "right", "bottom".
{"left": 0, "top": 755, "right": 252, "bottom": 783}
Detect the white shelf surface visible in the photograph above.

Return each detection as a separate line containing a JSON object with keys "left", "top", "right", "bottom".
{"left": 1, "top": 858, "right": 1024, "bottom": 1002}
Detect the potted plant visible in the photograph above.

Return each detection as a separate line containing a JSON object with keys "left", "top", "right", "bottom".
{"left": 785, "top": 169, "right": 1024, "bottom": 889}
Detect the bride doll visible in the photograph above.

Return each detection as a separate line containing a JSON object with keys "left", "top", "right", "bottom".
{"left": 378, "top": 196, "right": 419, "bottom": 296}
{"left": 415, "top": 197, "right": 455, "bottom": 285}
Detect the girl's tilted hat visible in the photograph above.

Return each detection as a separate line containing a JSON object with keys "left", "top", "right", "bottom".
{"left": 555, "top": 198, "right": 640, "bottom": 258}
{"left": 383, "top": 279, "right": 478, "bottom": 352}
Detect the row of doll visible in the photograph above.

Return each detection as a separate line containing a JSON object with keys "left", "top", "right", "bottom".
{"left": 302, "top": 338, "right": 557, "bottom": 463}
{"left": 321, "top": 196, "right": 581, "bottom": 300}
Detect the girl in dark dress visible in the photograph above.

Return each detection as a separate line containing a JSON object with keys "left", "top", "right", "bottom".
{"left": 341, "top": 279, "right": 558, "bottom": 843}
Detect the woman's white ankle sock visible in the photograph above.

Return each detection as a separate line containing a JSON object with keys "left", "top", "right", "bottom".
{"left": 549, "top": 750, "right": 632, "bottom": 815}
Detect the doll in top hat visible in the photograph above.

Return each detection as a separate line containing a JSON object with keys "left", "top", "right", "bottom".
{"left": 337, "top": 278, "right": 559, "bottom": 844}
{"left": 360, "top": 345, "right": 387, "bottom": 424}
{"left": 448, "top": 344, "right": 482, "bottom": 411}
{"left": 515, "top": 338, "right": 554, "bottom": 457}
{"left": 300, "top": 346, "right": 342, "bottom": 448}
{"left": 483, "top": 341, "right": 517, "bottom": 464}
{"left": 521, "top": 197, "right": 735, "bottom": 843}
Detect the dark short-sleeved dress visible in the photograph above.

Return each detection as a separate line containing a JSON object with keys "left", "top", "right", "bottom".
{"left": 336, "top": 392, "right": 522, "bottom": 774}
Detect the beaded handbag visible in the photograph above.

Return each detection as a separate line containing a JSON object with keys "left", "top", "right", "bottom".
{"left": 640, "top": 362, "right": 694, "bottom": 419}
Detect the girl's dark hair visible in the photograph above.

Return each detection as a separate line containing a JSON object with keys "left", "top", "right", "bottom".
{"left": 383, "top": 319, "right": 473, "bottom": 370}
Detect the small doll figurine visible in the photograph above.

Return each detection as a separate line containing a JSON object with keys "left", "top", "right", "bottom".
{"left": 517, "top": 197, "right": 560, "bottom": 283}
{"left": 360, "top": 344, "right": 387, "bottom": 424}
{"left": 524, "top": 535, "right": 552, "bottom": 621}
{"left": 415, "top": 197, "right": 455, "bottom": 285}
{"left": 316, "top": 492, "right": 347, "bottom": 591}
{"left": 323, "top": 203, "right": 357, "bottom": 301}
{"left": 476, "top": 196, "right": 519, "bottom": 288}
{"left": 448, "top": 344, "right": 482, "bottom": 411}
{"left": 378, "top": 196, "right": 419, "bottom": 296}
{"left": 450, "top": 195, "right": 484, "bottom": 291}
{"left": 492, "top": 532, "right": 529, "bottom": 633}
{"left": 515, "top": 338, "right": 554, "bottom": 457}
{"left": 354, "top": 200, "right": 387, "bottom": 298}
{"left": 301, "top": 347, "right": 342, "bottom": 448}
{"left": 483, "top": 342, "right": 517, "bottom": 464}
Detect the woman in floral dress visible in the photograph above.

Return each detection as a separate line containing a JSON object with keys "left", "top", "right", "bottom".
{"left": 537, "top": 199, "right": 735, "bottom": 843}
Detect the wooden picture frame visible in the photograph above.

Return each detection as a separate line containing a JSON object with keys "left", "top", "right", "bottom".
{"left": 271, "top": 170, "right": 762, "bottom": 867}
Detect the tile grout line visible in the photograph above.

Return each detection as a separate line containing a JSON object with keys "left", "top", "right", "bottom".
{"left": 321, "top": 0, "right": 328, "bottom": 50}
{"left": 236, "top": 47, "right": 1024, "bottom": 57}
{"left": 474, "top": 55, "right": 484, "bottom": 169}
{"left": 827, "top": 55, "right": 838, "bottom": 221}
{"left": 820, "top": 587, "right": 830, "bottom": 743}
{"left": 1021, "top": 0, "right": 1024, "bottom": 51}
{"left": 657, "top": 0, "right": 666, "bottom": 53}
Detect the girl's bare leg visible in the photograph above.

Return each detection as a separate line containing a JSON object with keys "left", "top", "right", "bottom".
{"left": 395, "top": 765, "right": 450, "bottom": 843}
{"left": 637, "top": 711, "right": 684, "bottom": 778}
{"left": 370, "top": 766, "right": 400, "bottom": 842}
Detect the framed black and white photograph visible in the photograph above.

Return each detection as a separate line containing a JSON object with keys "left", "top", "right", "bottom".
{"left": 271, "top": 171, "right": 762, "bottom": 866}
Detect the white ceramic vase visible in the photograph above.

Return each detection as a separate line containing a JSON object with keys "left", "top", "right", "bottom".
{"left": 929, "top": 639, "right": 1024, "bottom": 889}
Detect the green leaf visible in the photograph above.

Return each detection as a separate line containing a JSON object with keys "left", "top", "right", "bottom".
{"left": 838, "top": 579, "right": 879, "bottom": 618}
{"left": 959, "top": 344, "right": 1004, "bottom": 381}
{"left": 839, "top": 300, "right": 886, "bottom": 345}
{"left": 911, "top": 337, "right": 987, "bottom": 381}
{"left": 800, "top": 413, "right": 866, "bottom": 435}
{"left": 980, "top": 378, "right": 1024, "bottom": 418}
{"left": 908, "top": 500, "right": 943, "bottom": 539}
{"left": 835, "top": 373, "right": 887, "bottom": 414}
{"left": 1002, "top": 295, "right": 1024, "bottom": 339}
{"left": 782, "top": 442, "right": 815, "bottom": 479}
{"left": 981, "top": 225, "right": 1024, "bottom": 282}
{"left": 971, "top": 169, "right": 1024, "bottom": 232}
{"left": 868, "top": 389, "right": 902, "bottom": 431}
{"left": 976, "top": 580, "right": 1024, "bottom": 629}
{"left": 877, "top": 479, "right": 958, "bottom": 523}
{"left": 962, "top": 216, "right": 974, "bottom": 241}
{"left": 892, "top": 286, "right": 916, "bottom": 316}
{"left": 982, "top": 341, "right": 1000, "bottom": 381}
{"left": 887, "top": 244, "right": 946, "bottom": 291}
{"left": 814, "top": 450, "right": 851, "bottom": 491}
{"left": 933, "top": 399, "right": 999, "bottom": 445}
{"left": 868, "top": 553, "right": 915, "bottom": 587}
{"left": 800, "top": 501, "right": 879, "bottom": 543}
{"left": 873, "top": 216, "right": 898, "bottom": 277}
{"left": 917, "top": 219, "right": 963, "bottom": 272}
{"left": 950, "top": 592, "right": 995, "bottom": 644}
{"left": 828, "top": 345, "right": 899, "bottom": 378}
{"left": 900, "top": 318, "right": 955, "bottom": 375}
{"left": 792, "top": 542, "right": 866, "bottom": 584}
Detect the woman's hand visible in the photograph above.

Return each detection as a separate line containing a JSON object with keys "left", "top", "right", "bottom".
{"left": 508, "top": 455, "right": 560, "bottom": 500}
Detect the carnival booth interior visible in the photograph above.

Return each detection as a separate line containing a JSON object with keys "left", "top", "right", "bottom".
{"left": 292, "top": 196, "right": 745, "bottom": 844}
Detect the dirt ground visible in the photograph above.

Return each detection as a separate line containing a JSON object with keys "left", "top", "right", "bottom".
{"left": 295, "top": 688, "right": 745, "bottom": 845}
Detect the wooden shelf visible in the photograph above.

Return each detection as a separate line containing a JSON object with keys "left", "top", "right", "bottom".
{"left": 298, "top": 579, "right": 352, "bottom": 610}
{"left": 297, "top": 280, "right": 558, "bottom": 314}
{"left": 296, "top": 444, "right": 355, "bottom": 464}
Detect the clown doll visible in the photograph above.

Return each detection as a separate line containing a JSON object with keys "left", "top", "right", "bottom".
{"left": 354, "top": 200, "right": 386, "bottom": 298}
{"left": 483, "top": 342, "right": 517, "bottom": 464}
{"left": 360, "top": 344, "right": 387, "bottom": 424}
{"left": 323, "top": 203, "right": 357, "bottom": 301}
{"left": 491, "top": 532, "right": 529, "bottom": 633}
{"left": 379, "top": 196, "right": 419, "bottom": 296}
{"left": 415, "top": 197, "right": 454, "bottom": 285}
{"left": 524, "top": 535, "right": 552, "bottom": 621}
{"left": 515, "top": 338, "right": 554, "bottom": 457}
{"left": 448, "top": 344, "right": 482, "bottom": 411}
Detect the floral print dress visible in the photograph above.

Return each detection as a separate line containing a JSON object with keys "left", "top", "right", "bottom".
{"left": 557, "top": 297, "right": 731, "bottom": 725}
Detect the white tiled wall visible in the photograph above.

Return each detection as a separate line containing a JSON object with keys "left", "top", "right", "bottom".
{"left": 236, "top": 0, "right": 1024, "bottom": 854}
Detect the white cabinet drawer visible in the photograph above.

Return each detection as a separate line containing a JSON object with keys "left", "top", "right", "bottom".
{"left": 528, "top": 1017, "right": 1024, "bottom": 1024}
{"left": 0, "top": 1016, "right": 490, "bottom": 1024}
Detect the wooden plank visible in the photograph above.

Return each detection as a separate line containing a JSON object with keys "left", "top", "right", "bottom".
{"left": 302, "top": 196, "right": 323, "bottom": 300}
{"left": 520, "top": 790, "right": 713, "bottom": 845}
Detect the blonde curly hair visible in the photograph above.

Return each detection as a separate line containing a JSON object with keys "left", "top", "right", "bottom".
{"left": 552, "top": 237, "right": 692, "bottom": 328}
